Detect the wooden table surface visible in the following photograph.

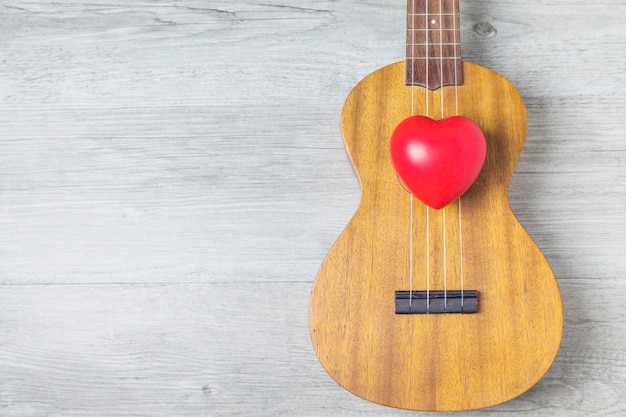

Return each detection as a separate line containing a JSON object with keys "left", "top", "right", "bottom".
{"left": 1, "top": 1, "right": 625, "bottom": 416}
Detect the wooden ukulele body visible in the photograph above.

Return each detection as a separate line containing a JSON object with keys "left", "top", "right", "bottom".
{"left": 309, "top": 61, "right": 563, "bottom": 411}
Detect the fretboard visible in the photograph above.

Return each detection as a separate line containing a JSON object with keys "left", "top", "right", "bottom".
{"left": 406, "top": 0, "right": 463, "bottom": 89}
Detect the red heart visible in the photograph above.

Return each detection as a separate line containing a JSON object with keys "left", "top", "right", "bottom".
{"left": 389, "top": 116, "right": 486, "bottom": 209}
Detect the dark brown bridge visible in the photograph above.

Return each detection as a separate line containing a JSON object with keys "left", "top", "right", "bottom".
{"left": 395, "top": 290, "right": 478, "bottom": 314}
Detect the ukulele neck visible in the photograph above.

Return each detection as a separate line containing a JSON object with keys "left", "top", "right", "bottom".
{"left": 406, "top": 0, "right": 464, "bottom": 89}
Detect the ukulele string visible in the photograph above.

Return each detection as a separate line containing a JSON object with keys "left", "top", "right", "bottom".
{"left": 409, "top": 0, "right": 417, "bottom": 310}
{"left": 408, "top": 4, "right": 416, "bottom": 396}
{"left": 426, "top": 204, "right": 430, "bottom": 313}
{"left": 438, "top": 0, "right": 449, "bottom": 312}
{"left": 451, "top": 0, "right": 464, "bottom": 309}
{"left": 409, "top": 195, "right": 414, "bottom": 310}
{"left": 459, "top": 198, "right": 464, "bottom": 310}
{"left": 410, "top": 0, "right": 416, "bottom": 117}
{"left": 425, "top": 0, "right": 429, "bottom": 115}
{"left": 438, "top": 0, "right": 445, "bottom": 117}
{"left": 441, "top": 207, "right": 448, "bottom": 312}
{"left": 407, "top": 2, "right": 465, "bottom": 314}
{"left": 452, "top": 0, "right": 460, "bottom": 116}
{"left": 425, "top": 0, "right": 430, "bottom": 313}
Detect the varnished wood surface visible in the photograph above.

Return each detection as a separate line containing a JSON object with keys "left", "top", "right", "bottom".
{"left": 1, "top": 1, "right": 625, "bottom": 416}
{"left": 310, "top": 61, "right": 563, "bottom": 411}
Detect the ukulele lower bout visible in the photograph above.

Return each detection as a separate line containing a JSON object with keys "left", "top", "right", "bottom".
{"left": 309, "top": 61, "right": 563, "bottom": 412}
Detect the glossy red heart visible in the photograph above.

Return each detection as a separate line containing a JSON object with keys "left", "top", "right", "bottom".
{"left": 389, "top": 115, "right": 486, "bottom": 209}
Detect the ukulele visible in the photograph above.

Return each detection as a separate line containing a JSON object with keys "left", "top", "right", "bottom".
{"left": 309, "top": 0, "right": 563, "bottom": 411}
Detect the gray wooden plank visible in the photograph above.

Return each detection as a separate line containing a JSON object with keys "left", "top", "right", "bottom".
{"left": 1, "top": 0, "right": 626, "bottom": 416}
{"left": 1, "top": 1, "right": 625, "bottom": 284}
{"left": 0, "top": 131, "right": 357, "bottom": 284}
{"left": 0, "top": 280, "right": 624, "bottom": 417}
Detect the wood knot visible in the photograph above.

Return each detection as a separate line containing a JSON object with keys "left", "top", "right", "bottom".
{"left": 474, "top": 22, "right": 497, "bottom": 37}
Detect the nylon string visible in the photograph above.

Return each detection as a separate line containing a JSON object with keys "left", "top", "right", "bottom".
{"left": 451, "top": 0, "right": 463, "bottom": 310}
{"left": 408, "top": 0, "right": 464, "bottom": 313}
{"left": 437, "top": 0, "right": 448, "bottom": 311}
{"left": 424, "top": 0, "right": 430, "bottom": 313}
{"left": 409, "top": 0, "right": 416, "bottom": 310}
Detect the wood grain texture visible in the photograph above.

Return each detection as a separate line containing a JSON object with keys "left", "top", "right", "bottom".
{"left": 1, "top": 0, "right": 625, "bottom": 416}
{"left": 309, "top": 61, "right": 563, "bottom": 411}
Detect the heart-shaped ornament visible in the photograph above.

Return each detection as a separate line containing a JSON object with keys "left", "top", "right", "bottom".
{"left": 389, "top": 115, "right": 486, "bottom": 209}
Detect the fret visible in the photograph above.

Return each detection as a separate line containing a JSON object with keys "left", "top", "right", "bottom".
{"left": 407, "top": 30, "right": 459, "bottom": 44}
{"left": 407, "top": 0, "right": 458, "bottom": 14}
{"left": 406, "top": 0, "right": 463, "bottom": 89}
{"left": 405, "top": 59, "right": 464, "bottom": 89}
{"left": 408, "top": 13, "right": 458, "bottom": 16}
{"left": 407, "top": 57, "right": 462, "bottom": 60}
{"left": 408, "top": 43, "right": 459, "bottom": 46}
{"left": 407, "top": 44, "right": 461, "bottom": 58}
{"left": 407, "top": 15, "right": 458, "bottom": 29}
